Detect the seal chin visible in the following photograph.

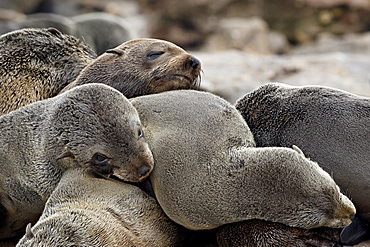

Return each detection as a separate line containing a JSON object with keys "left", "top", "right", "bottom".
{"left": 153, "top": 74, "right": 195, "bottom": 90}
{"left": 324, "top": 217, "right": 353, "bottom": 229}
{"left": 113, "top": 165, "right": 153, "bottom": 183}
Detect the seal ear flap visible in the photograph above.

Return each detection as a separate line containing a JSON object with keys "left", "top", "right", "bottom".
{"left": 25, "top": 223, "right": 34, "bottom": 239}
{"left": 105, "top": 48, "right": 124, "bottom": 56}
{"left": 130, "top": 99, "right": 137, "bottom": 108}
{"left": 47, "top": 27, "right": 63, "bottom": 39}
{"left": 56, "top": 149, "right": 75, "bottom": 160}
{"left": 292, "top": 145, "right": 305, "bottom": 157}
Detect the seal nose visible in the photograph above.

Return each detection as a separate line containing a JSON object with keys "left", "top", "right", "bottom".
{"left": 139, "top": 165, "right": 151, "bottom": 177}
{"left": 190, "top": 56, "right": 200, "bottom": 69}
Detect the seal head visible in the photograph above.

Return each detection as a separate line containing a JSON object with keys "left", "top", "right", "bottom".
{"left": 61, "top": 38, "right": 201, "bottom": 97}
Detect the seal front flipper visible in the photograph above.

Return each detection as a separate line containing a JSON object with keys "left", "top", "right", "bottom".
{"left": 340, "top": 214, "right": 370, "bottom": 245}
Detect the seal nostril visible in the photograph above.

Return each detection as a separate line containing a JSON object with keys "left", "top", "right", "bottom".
{"left": 139, "top": 166, "right": 150, "bottom": 176}
{"left": 190, "top": 56, "right": 200, "bottom": 69}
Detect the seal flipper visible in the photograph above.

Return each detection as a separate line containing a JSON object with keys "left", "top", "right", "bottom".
{"left": 340, "top": 214, "right": 370, "bottom": 245}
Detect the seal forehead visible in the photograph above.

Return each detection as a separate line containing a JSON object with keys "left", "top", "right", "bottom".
{"left": 119, "top": 38, "right": 184, "bottom": 53}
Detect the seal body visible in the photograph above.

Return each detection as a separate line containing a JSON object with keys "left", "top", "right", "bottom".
{"left": 61, "top": 38, "right": 201, "bottom": 98}
{"left": 0, "top": 83, "right": 153, "bottom": 239}
{"left": 0, "top": 28, "right": 97, "bottom": 115}
{"left": 235, "top": 83, "right": 370, "bottom": 243}
{"left": 16, "top": 168, "right": 187, "bottom": 247}
{"left": 130, "top": 90, "right": 355, "bottom": 231}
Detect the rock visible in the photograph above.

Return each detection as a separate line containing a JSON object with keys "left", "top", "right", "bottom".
{"left": 0, "top": 0, "right": 43, "bottom": 14}
{"left": 136, "top": 0, "right": 235, "bottom": 48}
{"left": 0, "top": 8, "right": 25, "bottom": 22}
{"left": 291, "top": 32, "right": 370, "bottom": 55}
{"left": 269, "top": 31, "right": 290, "bottom": 54}
{"left": 194, "top": 50, "right": 370, "bottom": 103}
{"left": 204, "top": 17, "right": 272, "bottom": 55}
{"left": 299, "top": 0, "right": 370, "bottom": 9}
{"left": 136, "top": 0, "right": 370, "bottom": 49}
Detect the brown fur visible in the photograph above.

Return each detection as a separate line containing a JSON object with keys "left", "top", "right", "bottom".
{"left": 16, "top": 167, "right": 187, "bottom": 247}
{"left": 61, "top": 38, "right": 201, "bottom": 97}
{"left": 0, "top": 28, "right": 96, "bottom": 115}
{"left": 130, "top": 90, "right": 355, "bottom": 231}
{"left": 0, "top": 83, "right": 153, "bottom": 239}
{"left": 216, "top": 220, "right": 342, "bottom": 247}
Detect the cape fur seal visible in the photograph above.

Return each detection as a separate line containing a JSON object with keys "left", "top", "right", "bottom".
{"left": 130, "top": 90, "right": 355, "bottom": 231}
{"left": 61, "top": 38, "right": 201, "bottom": 98}
{"left": 0, "top": 83, "right": 153, "bottom": 239}
{"left": 0, "top": 28, "right": 97, "bottom": 115}
{"left": 16, "top": 167, "right": 187, "bottom": 247}
{"left": 235, "top": 83, "right": 369, "bottom": 245}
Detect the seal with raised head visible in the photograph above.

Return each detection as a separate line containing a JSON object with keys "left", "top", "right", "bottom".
{"left": 16, "top": 167, "right": 187, "bottom": 247}
{"left": 130, "top": 90, "right": 355, "bottom": 231}
{"left": 61, "top": 38, "right": 201, "bottom": 98}
{"left": 0, "top": 83, "right": 153, "bottom": 240}
{"left": 235, "top": 83, "right": 369, "bottom": 245}
{"left": 0, "top": 28, "right": 97, "bottom": 115}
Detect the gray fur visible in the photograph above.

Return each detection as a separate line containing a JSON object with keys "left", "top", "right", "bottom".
{"left": 130, "top": 90, "right": 355, "bottom": 231}
{"left": 72, "top": 12, "right": 138, "bottom": 55}
{"left": 17, "top": 13, "right": 79, "bottom": 36}
{"left": 61, "top": 38, "right": 201, "bottom": 98}
{"left": 235, "top": 83, "right": 370, "bottom": 224}
{"left": 16, "top": 167, "right": 187, "bottom": 247}
{"left": 0, "top": 83, "right": 153, "bottom": 239}
{"left": 0, "top": 28, "right": 96, "bottom": 115}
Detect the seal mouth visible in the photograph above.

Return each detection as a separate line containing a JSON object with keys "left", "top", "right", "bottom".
{"left": 167, "top": 74, "right": 193, "bottom": 84}
{"left": 155, "top": 73, "right": 197, "bottom": 87}
{"left": 111, "top": 166, "right": 152, "bottom": 183}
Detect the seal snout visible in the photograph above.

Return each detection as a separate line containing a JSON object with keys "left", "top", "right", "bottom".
{"left": 139, "top": 165, "right": 151, "bottom": 177}
{"left": 190, "top": 56, "right": 200, "bottom": 69}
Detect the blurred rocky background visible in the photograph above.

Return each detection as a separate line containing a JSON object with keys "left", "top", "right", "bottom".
{"left": 0, "top": 0, "right": 369, "bottom": 104}
{"left": 0, "top": 1, "right": 369, "bottom": 247}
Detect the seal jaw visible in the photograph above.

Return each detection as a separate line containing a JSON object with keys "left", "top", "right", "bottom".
{"left": 112, "top": 164, "right": 153, "bottom": 183}
{"left": 112, "top": 147, "right": 154, "bottom": 183}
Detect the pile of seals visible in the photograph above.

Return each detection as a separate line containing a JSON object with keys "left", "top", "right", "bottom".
{"left": 0, "top": 27, "right": 367, "bottom": 247}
